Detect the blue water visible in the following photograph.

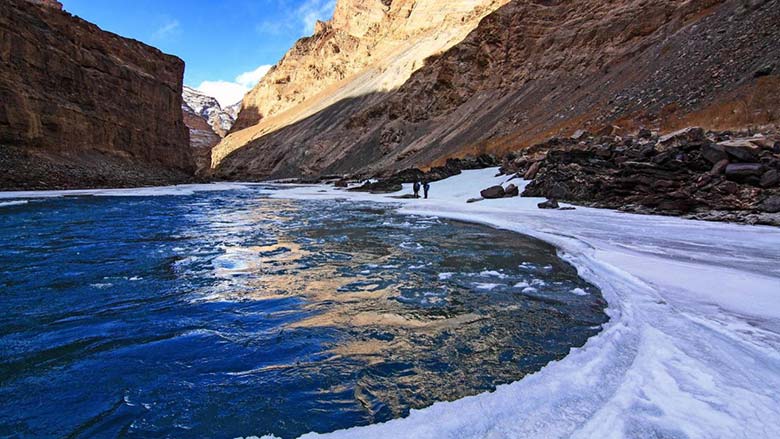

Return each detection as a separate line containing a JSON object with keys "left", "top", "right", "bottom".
{"left": 0, "top": 187, "right": 607, "bottom": 438}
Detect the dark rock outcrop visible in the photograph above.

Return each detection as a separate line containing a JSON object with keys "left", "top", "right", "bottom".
{"left": 518, "top": 128, "right": 780, "bottom": 225}
{"left": 0, "top": 0, "right": 192, "bottom": 189}
{"left": 762, "top": 196, "right": 780, "bottom": 213}
{"left": 537, "top": 199, "right": 559, "bottom": 209}
{"left": 504, "top": 184, "right": 519, "bottom": 197}
{"left": 480, "top": 185, "right": 505, "bottom": 199}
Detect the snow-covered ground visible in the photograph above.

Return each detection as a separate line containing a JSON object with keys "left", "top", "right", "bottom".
{"left": 258, "top": 168, "right": 780, "bottom": 439}
{"left": 0, "top": 182, "right": 249, "bottom": 200}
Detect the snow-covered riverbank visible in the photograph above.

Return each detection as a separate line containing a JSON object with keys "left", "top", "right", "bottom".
{"left": 4, "top": 169, "right": 778, "bottom": 438}
{"left": 261, "top": 168, "right": 780, "bottom": 439}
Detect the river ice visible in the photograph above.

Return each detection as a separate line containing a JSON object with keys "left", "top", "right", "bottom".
{"left": 255, "top": 168, "right": 780, "bottom": 439}
{"left": 3, "top": 169, "right": 778, "bottom": 438}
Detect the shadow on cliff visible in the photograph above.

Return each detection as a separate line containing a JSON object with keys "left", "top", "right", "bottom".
{"left": 213, "top": 0, "right": 780, "bottom": 181}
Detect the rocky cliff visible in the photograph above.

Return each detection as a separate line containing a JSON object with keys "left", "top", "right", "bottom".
{"left": 214, "top": 0, "right": 780, "bottom": 180}
{"left": 0, "top": 0, "right": 192, "bottom": 189}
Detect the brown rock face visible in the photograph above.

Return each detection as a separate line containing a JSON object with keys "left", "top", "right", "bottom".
{"left": 25, "top": 0, "right": 63, "bottom": 10}
{"left": 214, "top": 0, "right": 780, "bottom": 181}
{"left": 182, "top": 105, "right": 221, "bottom": 174}
{"left": 0, "top": 0, "right": 192, "bottom": 189}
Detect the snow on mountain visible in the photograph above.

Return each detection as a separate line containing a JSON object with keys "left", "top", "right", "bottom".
{"left": 182, "top": 86, "right": 238, "bottom": 137}
{"left": 224, "top": 101, "right": 242, "bottom": 122}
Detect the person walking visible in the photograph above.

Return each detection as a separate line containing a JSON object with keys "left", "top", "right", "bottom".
{"left": 413, "top": 180, "right": 421, "bottom": 198}
{"left": 423, "top": 180, "right": 430, "bottom": 199}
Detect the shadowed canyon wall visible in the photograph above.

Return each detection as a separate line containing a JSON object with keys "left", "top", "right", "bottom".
{"left": 0, "top": 0, "right": 192, "bottom": 189}
{"left": 215, "top": 0, "right": 780, "bottom": 180}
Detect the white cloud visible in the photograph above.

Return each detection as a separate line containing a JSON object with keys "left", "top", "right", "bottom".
{"left": 256, "top": 0, "right": 336, "bottom": 36}
{"left": 236, "top": 65, "right": 272, "bottom": 88}
{"left": 151, "top": 19, "right": 180, "bottom": 41}
{"left": 297, "top": 0, "right": 336, "bottom": 34}
{"left": 194, "top": 65, "right": 272, "bottom": 107}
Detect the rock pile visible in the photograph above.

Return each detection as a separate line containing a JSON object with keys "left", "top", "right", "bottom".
{"left": 348, "top": 155, "right": 499, "bottom": 193}
{"left": 506, "top": 128, "right": 780, "bottom": 225}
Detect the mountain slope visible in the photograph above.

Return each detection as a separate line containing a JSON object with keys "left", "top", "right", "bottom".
{"left": 214, "top": 0, "right": 510, "bottom": 172}
{"left": 214, "top": 0, "right": 780, "bottom": 180}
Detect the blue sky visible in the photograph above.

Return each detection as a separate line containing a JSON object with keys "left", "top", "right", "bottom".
{"left": 60, "top": 0, "right": 336, "bottom": 106}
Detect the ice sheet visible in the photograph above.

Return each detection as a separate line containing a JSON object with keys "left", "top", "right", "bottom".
{"left": 251, "top": 167, "right": 780, "bottom": 438}
{"left": 0, "top": 182, "right": 252, "bottom": 199}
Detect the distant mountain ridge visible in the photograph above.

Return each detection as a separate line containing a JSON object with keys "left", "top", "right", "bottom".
{"left": 213, "top": 0, "right": 780, "bottom": 181}
{"left": 181, "top": 86, "right": 241, "bottom": 174}
{"left": 182, "top": 86, "right": 239, "bottom": 137}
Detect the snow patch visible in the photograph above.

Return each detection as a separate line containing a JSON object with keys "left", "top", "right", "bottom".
{"left": 0, "top": 183, "right": 252, "bottom": 199}
{"left": 479, "top": 270, "right": 507, "bottom": 279}
{"left": 473, "top": 283, "right": 500, "bottom": 291}
{"left": 571, "top": 288, "right": 588, "bottom": 296}
{"left": 0, "top": 200, "right": 28, "bottom": 207}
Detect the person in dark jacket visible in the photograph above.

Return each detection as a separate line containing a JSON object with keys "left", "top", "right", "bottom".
{"left": 423, "top": 180, "right": 430, "bottom": 199}
{"left": 413, "top": 180, "right": 421, "bottom": 198}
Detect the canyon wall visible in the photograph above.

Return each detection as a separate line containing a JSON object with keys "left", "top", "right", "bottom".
{"left": 0, "top": 0, "right": 193, "bottom": 189}
{"left": 182, "top": 86, "right": 239, "bottom": 174}
{"left": 214, "top": 0, "right": 780, "bottom": 180}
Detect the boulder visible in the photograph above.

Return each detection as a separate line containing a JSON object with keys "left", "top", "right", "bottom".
{"left": 761, "top": 196, "right": 780, "bottom": 213}
{"left": 719, "top": 140, "right": 761, "bottom": 162}
{"left": 466, "top": 197, "right": 484, "bottom": 203}
{"left": 334, "top": 179, "right": 349, "bottom": 188}
{"left": 701, "top": 143, "right": 728, "bottom": 164}
{"left": 524, "top": 161, "right": 542, "bottom": 180}
{"left": 657, "top": 127, "right": 705, "bottom": 151}
{"left": 710, "top": 159, "right": 730, "bottom": 175}
{"left": 504, "top": 184, "right": 520, "bottom": 197}
{"left": 480, "top": 185, "right": 506, "bottom": 199}
{"left": 349, "top": 180, "right": 402, "bottom": 193}
{"left": 538, "top": 198, "right": 560, "bottom": 209}
{"left": 571, "top": 129, "right": 589, "bottom": 140}
{"left": 760, "top": 169, "right": 779, "bottom": 188}
{"left": 725, "top": 163, "right": 764, "bottom": 178}
{"left": 637, "top": 128, "right": 653, "bottom": 139}
{"left": 747, "top": 135, "right": 777, "bottom": 150}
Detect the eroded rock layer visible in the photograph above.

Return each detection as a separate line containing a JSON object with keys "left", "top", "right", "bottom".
{"left": 215, "top": 0, "right": 780, "bottom": 181}
{"left": 0, "top": 0, "right": 192, "bottom": 189}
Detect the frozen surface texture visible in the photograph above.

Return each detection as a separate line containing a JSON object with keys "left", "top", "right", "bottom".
{"left": 5, "top": 169, "right": 778, "bottom": 438}
{"left": 256, "top": 168, "right": 780, "bottom": 438}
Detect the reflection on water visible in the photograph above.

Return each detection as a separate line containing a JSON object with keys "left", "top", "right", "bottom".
{"left": 0, "top": 189, "right": 607, "bottom": 439}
